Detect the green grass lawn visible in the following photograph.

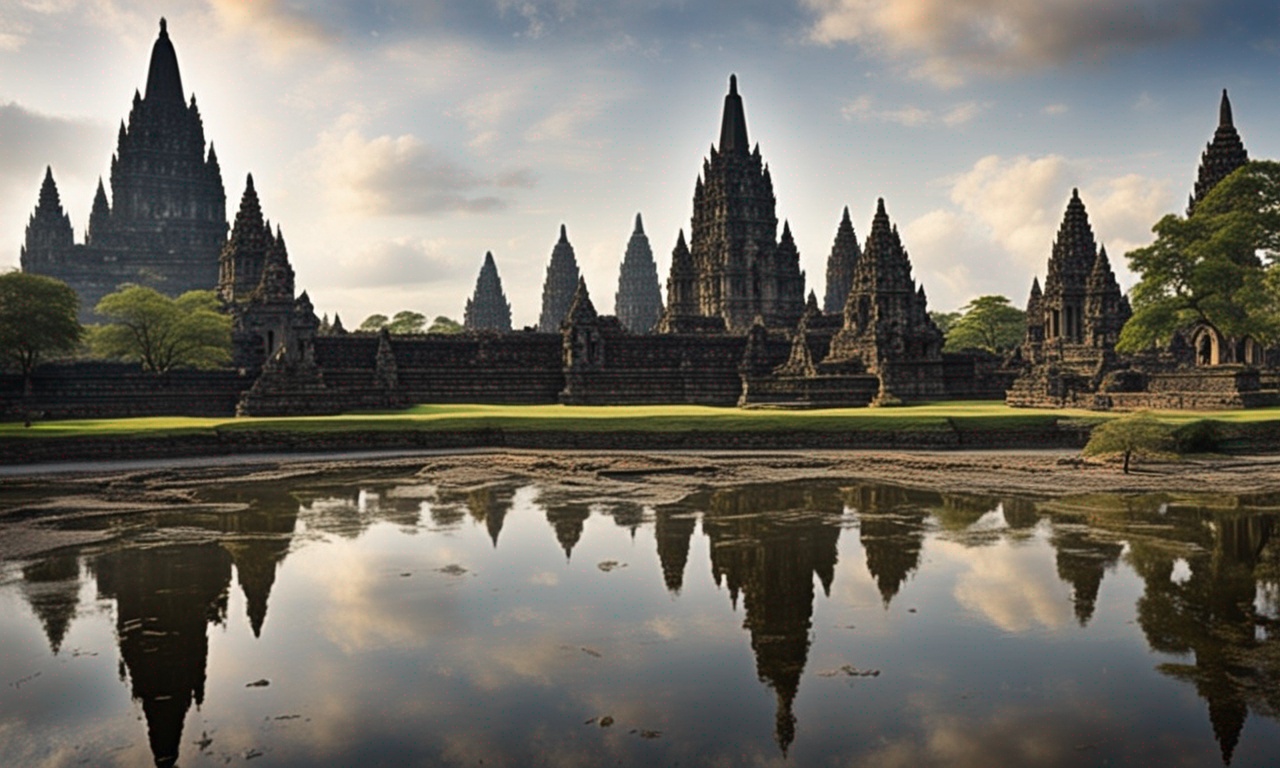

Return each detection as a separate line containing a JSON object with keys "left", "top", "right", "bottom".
{"left": 7, "top": 401, "right": 1278, "bottom": 440}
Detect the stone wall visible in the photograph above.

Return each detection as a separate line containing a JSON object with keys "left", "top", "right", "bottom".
{"left": 0, "top": 362, "right": 248, "bottom": 419}
{"left": 561, "top": 333, "right": 754, "bottom": 406}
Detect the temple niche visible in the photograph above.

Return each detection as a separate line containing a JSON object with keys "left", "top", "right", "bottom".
{"left": 20, "top": 19, "right": 227, "bottom": 321}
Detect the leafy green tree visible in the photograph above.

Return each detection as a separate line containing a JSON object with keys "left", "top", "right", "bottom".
{"left": 1083, "top": 412, "right": 1176, "bottom": 474}
{"left": 91, "top": 286, "right": 231, "bottom": 372}
{"left": 943, "top": 295, "right": 1025, "bottom": 353}
{"left": 0, "top": 271, "right": 83, "bottom": 394}
{"left": 427, "top": 315, "right": 463, "bottom": 334}
{"left": 929, "top": 310, "right": 961, "bottom": 336}
{"left": 358, "top": 314, "right": 389, "bottom": 331}
{"left": 1120, "top": 160, "right": 1280, "bottom": 352}
{"left": 387, "top": 310, "right": 427, "bottom": 334}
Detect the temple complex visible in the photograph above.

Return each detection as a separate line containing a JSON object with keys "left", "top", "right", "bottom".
{"left": 537, "top": 225, "right": 581, "bottom": 332}
{"left": 464, "top": 252, "right": 513, "bottom": 332}
{"left": 822, "top": 207, "right": 860, "bottom": 314}
{"left": 20, "top": 19, "right": 226, "bottom": 320}
{"left": 614, "top": 214, "right": 663, "bottom": 334}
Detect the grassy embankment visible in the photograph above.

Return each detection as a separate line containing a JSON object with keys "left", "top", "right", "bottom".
{"left": 3, "top": 402, "right": 1280, "bottom": 441}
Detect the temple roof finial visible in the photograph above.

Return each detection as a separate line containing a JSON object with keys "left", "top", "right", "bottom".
{"left": 160, "top": 17, "right": 167, "bottom": 35}
{"left": 145, "top": 17, "right": 184, "bottom": 105}
{"left": 1220, "top": 89, "right": 1233, "bottom": 128}
{"left": 718, "top": 74, "right": 749, "bottom": 155}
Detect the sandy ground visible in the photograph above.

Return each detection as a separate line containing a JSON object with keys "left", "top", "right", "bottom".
{"left": 3, "top": 448, "right": 1280, "bottom": 560}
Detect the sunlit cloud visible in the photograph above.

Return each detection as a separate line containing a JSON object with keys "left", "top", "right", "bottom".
{"left": 804, "top": 0, "right": 1207, "bottom": 86}
{"left": 841, "top": 95, "right": 985, "bottom": 127}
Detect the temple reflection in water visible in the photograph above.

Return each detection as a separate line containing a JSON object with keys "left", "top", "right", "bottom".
{"left": 6, "top": 476, "right": 1280, "bottom": 766}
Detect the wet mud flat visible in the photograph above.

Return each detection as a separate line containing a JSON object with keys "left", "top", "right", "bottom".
{"left": 5, "top": 449, "right": 1280, "bottom": 561}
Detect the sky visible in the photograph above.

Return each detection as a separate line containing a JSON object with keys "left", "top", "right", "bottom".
{"left": 2, "top": 0, "right": 1279, "bottom": 327}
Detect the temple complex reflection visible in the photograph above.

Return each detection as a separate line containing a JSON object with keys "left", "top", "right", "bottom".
{"left": 679, "top": 483, "right": 845, "bottom": 753}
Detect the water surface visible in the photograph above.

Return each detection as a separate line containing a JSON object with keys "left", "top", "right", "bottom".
{"left": 1, "top": 473, "right": 1278, "bottom": 766}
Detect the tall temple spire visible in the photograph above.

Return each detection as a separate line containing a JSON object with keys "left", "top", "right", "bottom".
{"left": 21, "top": 167, "right": 74, "bottom": 270}
{"left": 615, "top": 212, "right": 663, "bottom": 334}
{"left": 718, "top": 74, "right": 750, "bottom": 156}
{"left": 464, "top": 251, "right": 513, "bottom": 332}
{"left": 145, "top": 17, "right": 185, "bottom": 105}
{"left": 538, "top": 224, "right": 581, "bottom": 332}
{"left": 218, "top": 174, "right": 272, "bottom": 303}
{"left": 86, "top": 178, "right": 111, "bottom": 247}
{"left": 823, "top": 206, "right": 860, "bottom": 314}
{"left": 1190, "top": 89, "right": 1249, "bottom": 214}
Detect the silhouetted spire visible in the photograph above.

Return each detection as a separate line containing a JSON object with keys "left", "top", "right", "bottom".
{"left": 218, "top": 174, "right": 272, "bottom": 303}
{"left": 718, "top": 74, "right": 750, "bottom": 155}
{"left": 615, "top": 213, "right": 663, "bottom": 333}
{"left": 86, "top": 178, "right": 111, "bottom": 246}
{"left": 824, "top": 206, "right": 860, "bottom": 314}
{"left": 464, "top": 252, "right": 513, "bottom": 332}
{"left": 1190, "top": 89, "right": 1249, "bottom": 214}
{"left": 145, "top": 18, "right": 185, "bottom": 105}
{"left": 21, "top": 167, "right": 74, "bottom": 264}
{"left": 538, "top": 224, "right": 581, "bottom": 332}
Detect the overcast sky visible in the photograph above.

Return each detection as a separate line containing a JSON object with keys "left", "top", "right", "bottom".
{"left": 2, "top": 1, "right": 1279, "bottom": 327}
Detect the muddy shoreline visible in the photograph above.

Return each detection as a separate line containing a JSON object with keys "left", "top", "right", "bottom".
{"left": 5, "top": 448, "right": 1280, "bottom": 562}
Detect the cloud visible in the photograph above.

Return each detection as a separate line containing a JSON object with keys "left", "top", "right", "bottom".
{"left": 841, "top": 96, "right": 984, "bottom": 126}
{"left": 1042, "top": 104, "right": 1069, "bottom": 116}
{"left": 0, "top": 102, "right": 106, "bottom": 179}
{"left": 205, "top": 0, "right": 342, "bottom": 55}
{"left": 948, "top": 155, "right": 1074, "bottom": 271}
{"left": 803, "top": 0, "right": 1207, "bottom": 85}
{"left": 336, "top": 237, "right": 474, "bottom": 289}
{"left": 313, "top": 124, "right": 535, "bottom": 217}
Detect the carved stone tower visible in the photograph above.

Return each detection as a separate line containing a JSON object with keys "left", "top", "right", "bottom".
{"left": 614, "top": 213, "right": 663, "bottom": 334}
{"left": 19, "top": 18, "right": 227, "bottom": 319}
{"left": 680, "top": 75, "right": 804, "bottom": 332}
{"left": 823, "top": 206, "right": 860, "bottom": 314}
{"left": 823, "top": 199, "right": 944, "bottom": 402}
{"left": 1189, "top": 90, "right": 1248, "bottom": 215}
{"left": 464, "top": 251, "right": 513, "bottom": 332}
{"left": 538, "top": 225, "right": 581, "bottom": 332}
{"left": 19, "top": 167, "right": 74, "bottom": 269}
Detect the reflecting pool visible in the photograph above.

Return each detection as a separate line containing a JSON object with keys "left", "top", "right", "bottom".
{"left": 2, "top": 473, "right": 1279, "bottom": 766}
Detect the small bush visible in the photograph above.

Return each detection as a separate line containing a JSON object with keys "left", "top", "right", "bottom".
{"left": 1172, "top": 419, "right": 1223, "bottom": 454}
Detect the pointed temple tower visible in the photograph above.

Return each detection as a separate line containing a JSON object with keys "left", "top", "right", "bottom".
{"left": 1007, "top": 190, "right": 1131, "bottom": 407}
{"left": 821, "top": 199, "right": 945, "bottom": 403}
{"left": 19, "top": 167, "right": 74, "bottom": 269}
{"left": 614, "top": 213, "right": 663, "bottom": 334}
{"left": 1189, "top": 90, "right": 1248, "bottom": 215}
{"left": 666, "top": 75, "right": 804, "bottom": 333}
{"left": 20, "top": 18, "right": 226, "bottom": 320}
{"left": 538, "top": 225, "right": 581, "bottom": 332}
{"left": 464, "top": 251, "right": 513, "bottom": 332}
{"left": 823, "top": 207, "right": 860, "bottom": 314}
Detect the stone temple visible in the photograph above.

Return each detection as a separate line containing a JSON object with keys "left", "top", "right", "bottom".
{"left": 614, "top": 214, "right": 663, "bottom": 334}
{"left": 464, "top": 252, "right": 513, "bottom": 332}
{"left": 20, "top": 19, "right": 227, "bottom": 320}
{"left": 660, "top": 75, "right": 805, "bottom": 333}
{"left": 12, "top": 26, "right": 1278, "bottom": 418}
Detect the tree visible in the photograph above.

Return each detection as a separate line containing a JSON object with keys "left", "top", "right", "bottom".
{"left": 91, "top": 286, "right": 231, "bottom": 372}
{"left": 386, "top": 310, "right": 427, "bottom": 334}
{"left": 1120, "top": 161, "right": 1280, "bottom": 352}
{"left": 358, "top": 314, "right": 388, "bottom": 331}
{"left": 1083, "top": 412, "right": 1176, "bottom": 474}
{"left": 427, "top": 315, "right": 463, "bottom": 334}
{"left": 943, "top": 295, "right": 1025, "bottom": 354}
{"left": 929, "top": 310, "right": 961, "bottom": 336}
{"left": 0, "top": 271, "right": 83, "bottom": 394}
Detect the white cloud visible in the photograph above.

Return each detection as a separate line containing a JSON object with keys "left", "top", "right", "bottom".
{"left": 841, "top": 95, "right": 984, "bottom": 127}
{"left": 336, "top": 237, "right": 472, "bottom": 289}
{"left": 949, "top": 155, "right": 1073, "bottom": 272}
{"left": 804, "top": 0, "right": 1207, "bottom": 86}
{"left": 312, "top": 122, "right": 535, "bottom": 217}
